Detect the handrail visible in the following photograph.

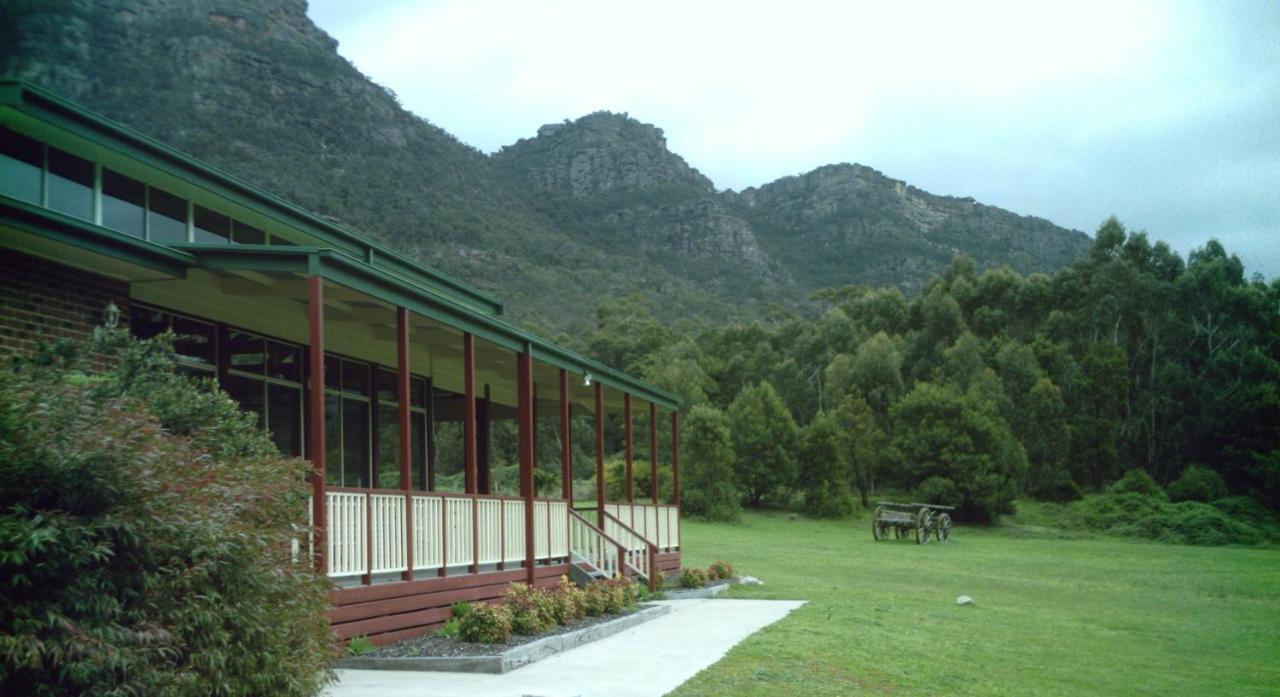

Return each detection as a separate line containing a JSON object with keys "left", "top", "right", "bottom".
{"left": 567, "top": 509, "right": 622, "bottom": 580}
{"left": 602, "top": 511, "right": 656, "bottom": 590}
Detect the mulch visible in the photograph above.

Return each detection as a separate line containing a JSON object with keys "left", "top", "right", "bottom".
{"left": 364, "top": 606, "right": 643, "bottom": 658}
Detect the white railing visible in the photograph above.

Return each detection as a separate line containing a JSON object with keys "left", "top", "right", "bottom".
{"left": 602, "top": 511, "right": 651, "bottom": 580}
{"left": 319, "top": 489, "right": 569, "bottom": 579}
{"left": 604, "top": 503, "right": 680, "bottom": 552}
{"left": 568, "top": 510, "right": 620, "bottom": 578}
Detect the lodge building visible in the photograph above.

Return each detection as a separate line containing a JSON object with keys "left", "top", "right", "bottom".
{"left": 0, "top": 80, "right": 681, "bottom": 644}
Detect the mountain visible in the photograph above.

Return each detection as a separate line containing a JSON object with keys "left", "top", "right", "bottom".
{"left": 0, "top": 0, "right": 1092, "bottom": 334}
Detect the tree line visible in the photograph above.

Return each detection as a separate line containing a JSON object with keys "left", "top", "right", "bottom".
{"left": 579, "top": 219, "right": 1280, "bottom": 522}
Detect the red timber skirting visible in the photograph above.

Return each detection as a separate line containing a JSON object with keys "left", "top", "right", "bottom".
{"left": 328, "top": 564, "right": 570, "bottom": 645}
{"left": 655, "top": 551, "right": 682, "bottom": 576}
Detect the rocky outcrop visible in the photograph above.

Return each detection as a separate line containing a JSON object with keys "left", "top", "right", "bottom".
{"left": 496, "top": 112, "right": 714, "bottom": 197}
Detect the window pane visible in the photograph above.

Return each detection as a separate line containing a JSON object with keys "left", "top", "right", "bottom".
{"left": 233, "top": 221, "right": 265, "bottom": 244}
{"left": 267, "top": 341, "right": 301, "bottom": 383}
{"left": 268, "top": 383, "right": 302, "bottom": 457}
{"left": 129, "top": 307, "right": 170, "bottom": 340}
{"left": 172, "top": 316, "right": 215, "bottom": 366}
{"left": 376, "top": 368, "right": 398, "bottom": 403}
{"left": 224, "top": 374, "right": 265, "bottom": 429}
{"left": 0, "top": 127, "right": 42, "bottom": 204}
{"left": 342, "top": 360, "right": 369, "bottom": 396}
{"left": 343, "top": 399, "right": 370, "bottom": 487}
{"left": 102, "top": 169, "right": 145, "bottom": 237}
{"left": 325, "top": 393, "right": 342, "bottom": 483}
{"left": 412, "top": 377, "right": 428, "bottom": 410}
{"left": 324, "top": 354, "right": 340, "bottom": 390}
{"left": 147, "top": 187, "right": 187, "bottom": 243}
{"left": 46, "top": 147, "right": 93, "bottom": 221}
{"left": 377, "top": 403, "right": 400, "bottom": 488}
{"left": 193, "top": 206, "right": 231, "bottom": 244}
{"left": 227, "top": 331, "right": 265, "bottom": 373}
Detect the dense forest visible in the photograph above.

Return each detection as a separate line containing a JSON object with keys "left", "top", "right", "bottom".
{"left": 568, "top": 219, "right": 1278, "bottom": 536}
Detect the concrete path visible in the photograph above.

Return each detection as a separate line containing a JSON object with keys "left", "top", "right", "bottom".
{"left": 326, "top": 598, "right": 805, "bottom": 697}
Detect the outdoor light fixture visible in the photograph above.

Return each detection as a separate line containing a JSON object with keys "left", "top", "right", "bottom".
{"left": 583, "top": 373, "right": 592, "bottom": 386}
{"left": 103, "top": 301, "right": 120, "bottom": 329}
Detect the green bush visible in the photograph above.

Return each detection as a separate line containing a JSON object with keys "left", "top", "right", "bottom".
{"left": 708, "top": 560, "right": 735, "bottom": 581}
{"left": 450, "top": 601, "right": 473, "bottom": 620}
{"left": 458, "top": 603, "right": 512, "bottom": 644}
{"left": 652, "top": 569, "right": 666, "bottom": 589}
{"left": 0, "top": 332, "right": 334, "bottom": 697}
{"left": 916, "top": 476, "right": 963, "bottom": 507}
{"left": 1109, "top": 469, "right": 1167, "bottom": 499}
{"left": 1029, "top": 471, "right": 1084, "bottom": 502}
{"left": 1167, "top": 466, "right": 1229, "bottom": 503}
{"left": 604, "top": 576, "right": 640, "bottom": 609}
{"left": 581, "top": 583, "right": 612, "bottom": 616}
{"left": 680, "top": 567, "right": 709, "bottom": 589}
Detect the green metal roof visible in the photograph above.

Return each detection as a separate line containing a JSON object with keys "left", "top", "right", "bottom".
{"left": 0, "top": 79, "right": 679, "bottom": 411}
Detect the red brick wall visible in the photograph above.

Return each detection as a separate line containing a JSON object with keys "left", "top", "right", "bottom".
{"left": 0, "top": 250, "right": 130, "bottom": 361}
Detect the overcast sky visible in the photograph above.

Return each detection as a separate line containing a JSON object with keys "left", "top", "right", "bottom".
{"left": 306, "top": 1, "right": 1279, "bottom": 279}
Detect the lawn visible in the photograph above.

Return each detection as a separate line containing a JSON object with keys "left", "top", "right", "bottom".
{"left": 671, "top": 508, "right": 1280, "bottom": 697}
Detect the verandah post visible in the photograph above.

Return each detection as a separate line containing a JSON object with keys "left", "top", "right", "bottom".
{"left": 650, "top": 401, "right": 659, "bottom": 505}
{"left": 560, "top": 369, "right": 572, "bottom": 503}
{"left": 397, "top": 307, "right": 414, "bottom": 581}
{"left": 595, "top": 382, "right": 606, "bottom": 528}
{"left": 624, "top": 393, "right": 634, "bottom": 503}
{"left": 517, "top": 348, "right": 537, "bottom": 586}
{"left": 672, "top": 411, "right": 681, "bottom": 507}
{"left": 463, "top": 332, "right": 477, "bottom": 494}
{"left": 307, "top": 275, "right": 327, "bottom": 576}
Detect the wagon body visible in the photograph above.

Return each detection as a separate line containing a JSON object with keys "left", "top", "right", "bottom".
{"left": 871, "top": 502, "right": 953, "bottom": 544}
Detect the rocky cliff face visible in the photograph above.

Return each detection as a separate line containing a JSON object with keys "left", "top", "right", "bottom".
{"left": 1, "top": 0, "right": 1093, "bottom": 329}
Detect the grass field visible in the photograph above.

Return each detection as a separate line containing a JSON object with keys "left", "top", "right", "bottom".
{"left": 671, "top": 508, "right": 1280, "bottom": 697}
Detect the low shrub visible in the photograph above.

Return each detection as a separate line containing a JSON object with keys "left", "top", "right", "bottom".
{"left": 504, "top": 582, "right": 555, "bottom": 635}
{"left": 1167, "top": 466, "right": 1229, "bottom": 503}
{"left": 1109, "top": 469, "right": 1167, "bottom": 499}
{"left": 346, "top": 635, "right": 376, "bottom": 656}
{"left": 555, "top": 575, "right": 586, "bottom": 621}
{"left": 436, "top": 618, "right": 461, "bottom": 638}
{"left": 680, "top": 567, "right": 709, "bottom": 589}
{"left": 1068, "top": 493, "right": 1267, "bottom": 546}
{"left": 581, "top": 582, "right": 612, "bottom": 616}
{"left": 651, "top": 569, "right": 666, "bottom": 589}
{"left": 458, "top": 603, "right": 512, "bottom": 644}
{"left": 450, "top": 601, "right": 473, "bottom": 619}
{"left": 708, "top": 560, "right": 735, "bottom": 581}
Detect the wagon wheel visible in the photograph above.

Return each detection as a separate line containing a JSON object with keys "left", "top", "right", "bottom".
{"left": 915, "top": 508, "right": 933, "bottom": 545}
{"left": 872, "top": 505, "right": 886, "bottom": 541}
{"left": 936, "top": 513, "right": 953, "bottom": 542}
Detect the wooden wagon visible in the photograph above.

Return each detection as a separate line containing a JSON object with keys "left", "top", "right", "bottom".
{"left": 871, "top": 502, "right": 954, "bottom": 544}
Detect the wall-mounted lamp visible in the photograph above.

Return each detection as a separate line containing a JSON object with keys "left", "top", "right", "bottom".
{"left": 103, "top": 301, "right": 121, "bottom": 329}
{"left": 583, "top": 373, "right": 592, "bottom": 387}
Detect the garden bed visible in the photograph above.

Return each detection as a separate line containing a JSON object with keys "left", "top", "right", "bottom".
{"left": 337, "top": 603, "right": 671, "bottom": 673}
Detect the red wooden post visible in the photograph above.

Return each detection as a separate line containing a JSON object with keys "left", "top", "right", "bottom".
{"left": 307, "top": 276, "right": 327, "bottom": 575}
{"left": 650, "top": 402, "right": 659, "bottom": 504}
{"left": 478, "top": 385, "right": 492, "bottom": 494}
{"left": 517, "top": 349, "right": 536, "bottom": 586}
{"left": 397, "top": 307, "right": 414, "bottom": 581}
{"left": 594, "top": 382, "right": 605, "bottom": 528}
{"left": 470, "top": 494, "right": 479, "bottom": 575}
{"left": 463, "top": 332, "right": 477, "bottom": 494}
{"left": 671, "top": 411, "right": 681, "bottom": 507}
{"left": 624, "top": 393, "right": 634, "bottom": 503}
{"left": 560, "top": 369, "right": 572, "bottom": 503}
